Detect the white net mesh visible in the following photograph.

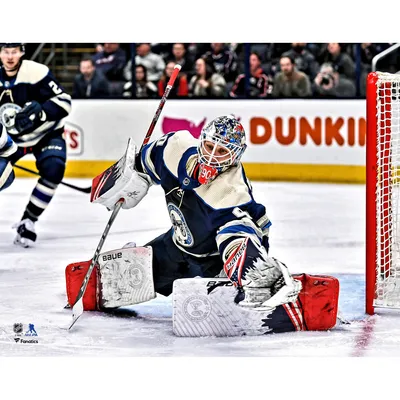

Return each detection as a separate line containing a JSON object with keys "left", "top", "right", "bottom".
{"left": 374, "top": 72, "right": 400, "bottom": 308}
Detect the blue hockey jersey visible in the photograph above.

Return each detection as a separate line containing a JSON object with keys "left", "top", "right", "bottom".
{"left": 0, "top": 59, "right": 71, "bottom": 147}
{"left": 139, "top": 130, "right": 271, "bottom": 259}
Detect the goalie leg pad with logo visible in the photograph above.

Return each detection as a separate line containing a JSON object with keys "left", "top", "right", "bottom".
{"left": 65, "top": 246, "right": 155, "bottom": 310}
{"left": 172, "top": 274, "right": 339, "bottom": 337}
{"left": 98, "top": 246, "right": 155, "bottom": 308}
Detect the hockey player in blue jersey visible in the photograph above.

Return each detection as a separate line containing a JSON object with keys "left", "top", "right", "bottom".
{"left": 91, "top": 115, "right": 301, "bottom": 310}
{"left": 0, "top": 43, "right": 72, "bottom": 247}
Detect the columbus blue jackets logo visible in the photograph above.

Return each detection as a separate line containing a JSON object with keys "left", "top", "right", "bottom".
{"left": 0, "top": 103, "right": 21, "bottom": 135}
{"left": 167, "top": 202, "right": 194, "bottom": 247}
{"left": 182, "top": 295, "right": 211, "bottom": 321}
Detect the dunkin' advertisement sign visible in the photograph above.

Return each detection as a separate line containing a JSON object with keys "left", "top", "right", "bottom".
{"left": 160, "top": 114, "right": 366, "bottom": 147}
{"left": 248, "top": 116, "right": 365, "bottom": 147}
{"left": 157, "top": 99, "right": 366, "bottom": 166}
{"left": 64, "top": 99, "right": 367, "bottom": 166}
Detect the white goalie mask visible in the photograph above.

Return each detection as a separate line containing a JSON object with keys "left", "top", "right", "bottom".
{"left": 197, "top": 115, "right": 247, "bottom": 185}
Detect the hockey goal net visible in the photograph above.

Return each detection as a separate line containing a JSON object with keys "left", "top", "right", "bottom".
{"left": 366, "top": 71, "right": 400, "bottom": 314}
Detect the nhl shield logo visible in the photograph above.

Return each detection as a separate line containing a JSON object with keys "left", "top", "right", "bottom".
{"left": 13, "top": 323, "right": 23, "bottom": 335}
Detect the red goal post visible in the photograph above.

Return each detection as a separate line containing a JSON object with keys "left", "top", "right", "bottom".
{"left": 366, "top": 71, "right": 400, "bottom": 315}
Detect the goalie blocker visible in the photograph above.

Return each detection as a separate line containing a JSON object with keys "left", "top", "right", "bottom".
{"left": 65, "top": 246, "right": 339, "bottom": 336}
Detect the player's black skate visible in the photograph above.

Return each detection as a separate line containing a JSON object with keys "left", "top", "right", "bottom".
{"left": 13, "top": 219, "right": 37, "bottom": 248}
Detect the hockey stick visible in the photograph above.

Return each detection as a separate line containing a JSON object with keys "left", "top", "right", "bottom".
{"left": 14, "top": 164, "right": 92, "bottom": 194}
{"left": 69, "top": 64, "right": 182, "bottom": 330}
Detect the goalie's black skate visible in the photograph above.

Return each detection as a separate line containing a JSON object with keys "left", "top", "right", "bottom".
{"left": 13, "top": 219, "right": 37, "bottom": 248}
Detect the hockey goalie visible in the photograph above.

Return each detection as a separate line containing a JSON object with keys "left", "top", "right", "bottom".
{"left": 66, "top": 115, "right": 339, "bottom": 336}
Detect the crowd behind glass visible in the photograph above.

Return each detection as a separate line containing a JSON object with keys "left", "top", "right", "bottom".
{"left": 35, "top": 43, "right": 400, "bottom": 100}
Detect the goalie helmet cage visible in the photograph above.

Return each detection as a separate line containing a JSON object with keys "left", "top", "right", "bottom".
{"left": 366, "top": 71, "right": 400, "bottom": 315}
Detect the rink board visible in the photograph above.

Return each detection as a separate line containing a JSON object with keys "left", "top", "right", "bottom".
{"left": 13, "top": 98, "right": 367, "bottom": 183}
{"left": 15, "top": 160, "right": 366, "bottom": 184}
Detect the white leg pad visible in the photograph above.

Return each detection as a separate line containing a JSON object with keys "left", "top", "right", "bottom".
{"left": 97, "top": 246, "right": 155, "bottom": 308}
{"left": 173, "top": 278, "right": 275, "bottom": 337}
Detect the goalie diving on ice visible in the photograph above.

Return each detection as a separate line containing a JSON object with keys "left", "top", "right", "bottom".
{"left": 66, "top": 115, "right": 339, "bottom": 336}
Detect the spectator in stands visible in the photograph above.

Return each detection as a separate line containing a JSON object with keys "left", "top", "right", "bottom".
{"left": 282, "top": 43, "right": 319, "bottom": 80}
{"left": 272, "top": 55, "right": 311, "bottom": 98}
{"left": 122, "top": 64, "right": 158, "bottom": 99}
{"left": 72, "top": 57, "right": 110, "bottom": 99}
{"left": 244, "top": 44, "right": 275, "bottom": 77}
{"left": 157, "top": 61, "right": 189, "bottom": 98}
{"left": 312, "top": 63, "right": 356, "bottom": 98}
{"left": 202, "top": 43, "right": 238, "bottom": 83}
{"left": 318, "top": 43, "right": 355, "bottom": 80}
{"left": 92, "top": 43, "right": 127, "bottom": 82}
{"left": 124, "top": 43, "right": 165, "bottom": 84}
{"left": 167, "top": 43, "right": 195, "bottom": 80}
{"left": 229, "top": 52, "right": 273, "bottom": 98}
{"left": 188, "top": 57, "right": 226, "bottom": 98}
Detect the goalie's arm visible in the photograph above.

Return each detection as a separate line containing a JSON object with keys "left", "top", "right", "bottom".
{"left": 135, "top": 131, "right": 176, "bottom": 184}
{"left": 91, "top": 133, "right": 177, "bottom": 210}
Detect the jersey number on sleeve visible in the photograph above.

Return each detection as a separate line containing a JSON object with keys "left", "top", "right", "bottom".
{"left": 232, "top": 207, "right": 251, "bottom": 220}
{"left": 49, "top": 81, "right": 63, "bottom": 95}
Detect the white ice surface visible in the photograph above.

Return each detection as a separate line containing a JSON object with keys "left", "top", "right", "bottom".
{"left": 1, "top": 178, "right": 399, "bottom": 356}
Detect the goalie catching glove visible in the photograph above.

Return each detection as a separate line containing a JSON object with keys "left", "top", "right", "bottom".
{"left": 223, "top": 237, "right": 301, "bottom": 310}
{"left": 90, "top": 138, "right": 152, "bottom": 210}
